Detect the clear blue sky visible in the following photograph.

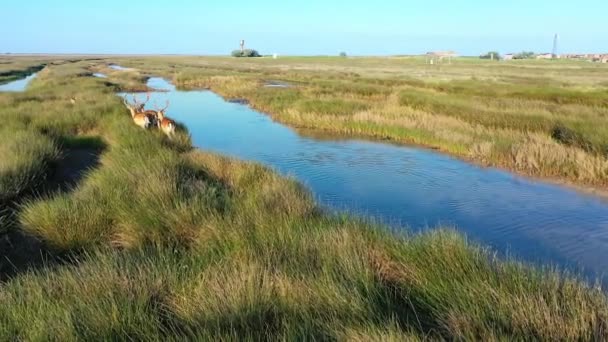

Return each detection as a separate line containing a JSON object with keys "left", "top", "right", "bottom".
{"left": 1, "top": 0, "right": 606, "bottom": 56}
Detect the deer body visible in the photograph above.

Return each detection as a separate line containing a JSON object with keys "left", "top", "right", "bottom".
{"left": 134, "top": 94, "right": 160, "bottom": 127}
{"left": 123, "top": 95, "right": 152, "bottom": 129}
{"left": 126, "top": 104, "right": 151, "bottom": 129}
{"left": 142, "top": 110, "right": 158, "bottom": 127}
{"left": 152, "top": 100, "right": 177, "bottom": 138}
{"left": 123, "top": 95, "right": 176, "bottom": 136}
{"left": 157, "top": 110, "right": 176, "bottom": 137}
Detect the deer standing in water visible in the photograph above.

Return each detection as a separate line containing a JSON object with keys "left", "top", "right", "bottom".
{"left": 155, "top": 100, "right": 176, "bottom": 138}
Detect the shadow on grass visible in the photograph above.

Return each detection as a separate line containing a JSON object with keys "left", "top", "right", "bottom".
{"left": 0, "top": 229, "right": 52, "bottom": 282}
{"left": 0, "top": 136, "right": 106, "bottom": 282}
{"left": 43, "top": 136, "right": 106, "bottom": 194}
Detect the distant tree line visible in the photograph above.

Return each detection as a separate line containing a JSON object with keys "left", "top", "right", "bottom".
{"left": 480, "top": 51, "right": 501, "bottom": 60}
{"left": 480, "top": 51, "right": 537, "bottom": 60}
{"left": 231, "top": 49, "right": 261, "bottom": 57}
{"left": 513, "top": 51, "right": 536, "bottom": 59}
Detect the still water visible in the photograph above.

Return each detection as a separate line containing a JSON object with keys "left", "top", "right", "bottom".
{"left": 0, "top": 73, "right": 37, "bottom": 92}
{"left": 109, "top": 65, "right": 131, "bottom": 71}
{"left": 141, "top": 77, "right": 608, "bottom": 282}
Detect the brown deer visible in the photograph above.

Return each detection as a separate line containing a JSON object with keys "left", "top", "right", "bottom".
{"left": 123, "top": 95, "right": 152, "bottom": 129}
{"left": 132, "top": 93, "right": 159, "bottom": 127}
{"left": 137, "top": 93, "right": 161, "bottom": 116}
{"left": 155, "top": 100, "right": 176, "bottom": 138}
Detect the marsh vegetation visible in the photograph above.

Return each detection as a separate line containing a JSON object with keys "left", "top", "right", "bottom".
{"left": 0, "top": 56, "right": 607, "bottom": 340}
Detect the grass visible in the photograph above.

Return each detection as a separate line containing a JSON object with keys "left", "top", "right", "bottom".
{"left": 113, "top": 55, "right": 608, "bottom": 189}
{"left": 0, "top": 129, "right": 59, "bottom": 204}
{"left": 0, "top": 57, "right": 607, "bottom": 339}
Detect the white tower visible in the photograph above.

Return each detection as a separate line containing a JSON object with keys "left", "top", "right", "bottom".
{"left": 552, "top": 34, "right": 559, "bottom": 59}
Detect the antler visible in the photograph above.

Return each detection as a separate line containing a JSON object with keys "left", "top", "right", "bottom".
{"left": 154, "top": 100, "right": 170, "bottom": 112}
{"left": 142, "top": 92, "right": 151, "bottom": 106}
{"left": 160, "top": 100, "right": 170, "bottom": 112}
{"left": 131, "top": 93, "right": 150, "bottom": 107}
{"left": 132, "top": 94, "right": 140, "bottom": 107}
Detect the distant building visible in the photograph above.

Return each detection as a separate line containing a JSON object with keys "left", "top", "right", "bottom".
{"left": 426, "top": 51, "right": 458, "bottom": 58}
{"left": 503, "top": 54, "right": 515, "bottom": 60}
{"left": 595, "top": 55, "right": 608, "bottom": 63}
{"left": 563, "top": 54, "right": 586, "bottom": 59}
{"left": 562, "top": 53, "right": 608, "bottom": 62}
{"left": 536, "top": 53, "right": 554, "bottom": 60}
{"left": 425, "top": 51, "right": 458, "bottom": 64}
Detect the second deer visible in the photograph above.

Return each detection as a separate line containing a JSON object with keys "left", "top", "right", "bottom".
{"left": 154, "top": 100, "right": 176, "bottom": 138}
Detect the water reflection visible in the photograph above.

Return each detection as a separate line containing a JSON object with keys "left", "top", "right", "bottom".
{"left": 0, "top": 73, "right": 37, "bottom": 92}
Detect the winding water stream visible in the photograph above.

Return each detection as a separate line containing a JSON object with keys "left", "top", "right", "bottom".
{"left": 0, "top": 73, "right": 37, "bottom": 92}
{"left": 138, "top": 77, "right": 608, "bottom": 282}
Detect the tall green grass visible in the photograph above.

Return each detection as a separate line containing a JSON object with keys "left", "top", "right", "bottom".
{"left": 2, "top": 228, "right": 606, "bottom": 340}
{"left": 0, "top": 129, "right": 59, "bottom": 206}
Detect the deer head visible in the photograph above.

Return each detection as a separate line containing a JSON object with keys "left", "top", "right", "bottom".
{"left": 131, "top": 93, "right": 151, "bottom": 112}
{"left": 155, "top": 100, "right": 170, "bottom": 120}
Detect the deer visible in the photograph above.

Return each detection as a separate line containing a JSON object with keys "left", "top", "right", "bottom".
{"left": 129, "top": 94, "right": 162, "bottom": 128}
{"left": 123, "top": 95, "right": 152, "bottom": 129}
{"left": 154, "top": 100, "right": 176, "bottom": 138}
{"left": 132, "top": 93, "right": 160, "bottom": 127}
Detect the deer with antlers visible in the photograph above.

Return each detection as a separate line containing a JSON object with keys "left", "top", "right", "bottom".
{"left": 135, "top": 93, "right": 160, "bottom": 127}
{"left": 123, "top": 94, "right": 158, "bottom": 129}
{"left": 154, "top": 100, "right": 176, "bottom": 138}
{"left": 123, "top": 95, "right": 153, "bottom": 129}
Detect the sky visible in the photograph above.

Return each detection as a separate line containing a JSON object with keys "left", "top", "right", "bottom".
{"left": 1, "top": 1, "right": 607, "bottom": 56}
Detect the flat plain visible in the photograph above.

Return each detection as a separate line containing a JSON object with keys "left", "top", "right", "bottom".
{"left": 1, "top": 55, "right": 607, "bottom": 340}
